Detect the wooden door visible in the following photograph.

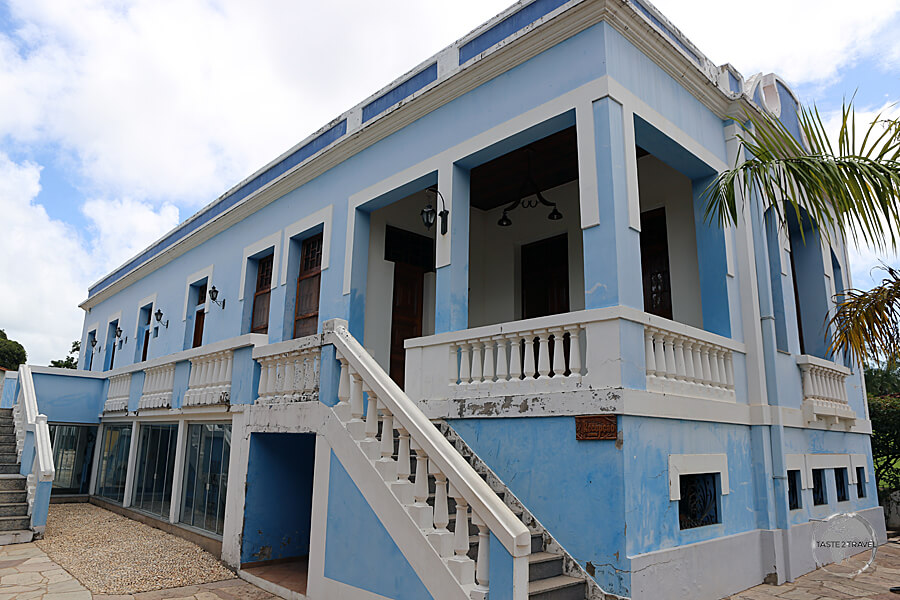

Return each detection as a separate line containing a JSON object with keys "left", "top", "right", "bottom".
{"left": 294, "top": 234, "right": 323, "bottom": 338}
{"left": 521, "top": 234, "right": 569, "bottom": 320}
{"left": 389, "top": 262, "right": 425, "bottom": 387}
{"left": 251, "top": 255, "right": 273, "bottom": 333}
{"left": 192, "top": 284, "right": 207, "bottom": 349}
{"left": 640, "top": 207, "right": 673, "bottom": 320}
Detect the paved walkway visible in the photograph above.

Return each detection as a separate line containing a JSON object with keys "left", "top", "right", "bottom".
{"left": 0, "top": 543, "right": 275, "bottom": 600}
{"left": 730, "top": 535, "right": 900, "bottom": 600}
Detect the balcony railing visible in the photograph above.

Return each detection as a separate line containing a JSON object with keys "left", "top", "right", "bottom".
{"left": 183, "top": 350, "right": 233, "bottom": 407}
{"left": 253, "top": 334, "right": 323, "bottom": 404}
{"left": 797, "top": 354, "right": 855, "bottom": 426}
{"left": 104, "top": 373, "right": 131, "bottom": 413}
{"left": 139, "top": 363, "right": 175, "bottom": 410}
{"left": 404, "top": 307, "right": 745, "bottom": 404}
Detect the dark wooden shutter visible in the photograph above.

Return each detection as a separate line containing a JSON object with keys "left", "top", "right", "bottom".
{"left": 294, "top": 234, "right": 323, "bottom": 338}
{"left": 251, "top": 256, "right": 273, "bottom": 333}
{"left": 192, "top": 284, "right": 207, "bottom": 348}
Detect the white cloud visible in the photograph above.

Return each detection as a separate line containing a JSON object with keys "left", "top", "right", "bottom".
{"left": 0, "top": 154, "right": 90, "bottom": 365}
{"left": 649, "top": 0, "right": 900, "bottom": 87}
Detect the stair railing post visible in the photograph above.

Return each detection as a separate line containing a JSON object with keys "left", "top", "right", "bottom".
{"left": 471, "top": 511, "right": 490, "bottom": 600}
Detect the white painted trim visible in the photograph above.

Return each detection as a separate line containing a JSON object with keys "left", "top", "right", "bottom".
{"left": 182, "top": 265, "right": 214, "bottom": 321}
{"left": 785, "top": 454, "right": 809, "bottom": 489}
{"left": 88, "top": 422, "right": 104, "bottom": 495}
{"left": 804, "top": 453, "right": 854, "bottom": 487}
{"left": 575, "top": 100, "right": 599, "bottom": 229}
{"left": 668, "top": 453, "right": 729, "bottom": 501}
{"left": 306, "top": 434, "right": 333, "bottom": 599}
{"left": 104, "top": 311, "right": 122, "bottom": 345}
{"left": 622, "top": 106, "right": 641, "bottom": 231}
{"left": 221, "top": 410, "right": 250, "bottom": 567}
{"left": 121, "top": 420, "right": 141, "bottom": 508}
{"left": 238, "top": 232, "right": 282, "bottom": 301}
{"left": 724, "top": 226, "right": 735, "bottom": 277}
{"left": 168, "top": 420, "right": 187, "bottom": 524}
{"left": 280, "top": 204, "right": 333, "bottom": 286}
{"left": 435, "top": 165, "right": 454, "bottom": 269}
{"left": 133, "top": 294, "right": 158, "bottom": 337}
{"left": 850, "top": 453, "right": 867, "bottom": 482}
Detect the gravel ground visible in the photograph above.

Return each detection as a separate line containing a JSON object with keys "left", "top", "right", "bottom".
{"left": 35, "top": 503, "right": 235, "bottom": 594}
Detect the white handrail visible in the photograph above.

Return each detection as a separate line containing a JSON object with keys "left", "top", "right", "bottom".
{"left": 324, "top": 321, "right": 531, "bottom": 557}
{"left": 15, "top": 366, "right": 54, "bottom": 481}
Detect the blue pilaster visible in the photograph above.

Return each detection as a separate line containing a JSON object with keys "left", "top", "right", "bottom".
{"left": 582, "top": 97, "right": 642, "bottom": 310}
{"left": 435, "top": 164, "right": 470, "bottom": 334}
{"left": 692, "top": 175, "right": 731, "bottom": 337}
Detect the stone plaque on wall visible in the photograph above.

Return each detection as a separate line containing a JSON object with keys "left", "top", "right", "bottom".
{"left": 575, "top": 415, "right": 617, "bottom": 440}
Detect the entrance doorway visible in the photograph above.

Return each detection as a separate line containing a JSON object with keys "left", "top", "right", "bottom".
{"left": 639, "top": 207, "right": 673, "bottom": 320}
{"left": 385, "top": 226, "right": 432, "bottom": 387}
{"left": 521, "top": 233, "right": 569, "bottom": 320}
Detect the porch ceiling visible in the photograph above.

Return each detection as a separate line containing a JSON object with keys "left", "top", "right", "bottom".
{"left": 470, "top": 126, "right": 578, "bottom": 211}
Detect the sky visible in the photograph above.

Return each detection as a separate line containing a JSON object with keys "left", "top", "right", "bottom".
{"left": 0, "top": 0, "right": 899, "bottom": 365}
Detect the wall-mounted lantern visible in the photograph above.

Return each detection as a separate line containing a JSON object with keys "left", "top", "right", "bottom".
{"left": 209, "top": 286, "right": 226, "bottom": 309}
{"left": 154, "top": 308, "right": 169, "bottom": 329}
{"left": 421, "top": 186, "right": 449, "bottom": 235}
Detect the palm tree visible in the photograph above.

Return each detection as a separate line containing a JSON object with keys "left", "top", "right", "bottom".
{"left": 703, "top": 99, "right": 900, "bottom": 365}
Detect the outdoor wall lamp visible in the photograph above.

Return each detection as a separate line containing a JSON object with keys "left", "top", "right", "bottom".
{"left": 208, "top": 286, "right": 225, "bottom": 309}
{"left": 421, "top": 186, "right": 449, "bottom": 235}
{"left": 115, "top": 326, "right": 123, "bottom": 338}
{"left": 90, "top": 338, "right": 98, "bottom": 350}
{"left": 154, "top": 308, "right": 169, "bottom": 329}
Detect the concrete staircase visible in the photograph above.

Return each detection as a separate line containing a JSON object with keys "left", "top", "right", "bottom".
{"left": 436, "top": 421, "right": 616, "bottom": 600}
{"left": 0, "top": 408, "right": 33, "bottom": 544}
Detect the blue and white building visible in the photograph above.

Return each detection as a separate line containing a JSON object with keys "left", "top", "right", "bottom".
{"left": 1, "top": 0, "right": 887, "bottom": 598}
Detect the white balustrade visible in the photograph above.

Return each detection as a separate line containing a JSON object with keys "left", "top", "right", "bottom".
{"left": 324, "top": 320, "right": 531, "bottom": 600}
{"left": 183, "top": 350, "right": 233, "bottom": 406}
{"left": 644, "top": 325, "right": 735, "bottom": 401}
{"left": 104, "top": 373, "right": 131, "bottom": 413}
{"left": 139, "top": 363, "right": 175, "bottom": 409}
{"left": 797, "top": 355, "right": 855, "bottom": 426}
{"left": 11, "top": 366, "right": 54, "bottom": 530}
{"left": 253, "top": 334, "right": 322, "bottom": 404}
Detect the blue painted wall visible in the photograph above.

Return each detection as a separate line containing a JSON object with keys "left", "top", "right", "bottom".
{"left": 242, "top": 433, "right": 316, "bottom": 564}
{"left": 323, "top": 451, "right": 434, "bottom": 600}
{"left": 622, "top": 417, "right": 760, "bottom": 557}
{"left": 449, "top": 417, "right": 629, "bottom": 596}
{"left": 31, "top": 373, "right": 104, "bottom": 424}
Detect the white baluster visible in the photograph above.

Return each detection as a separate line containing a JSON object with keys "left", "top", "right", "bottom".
{"left": 375, "top": 408, "right": 397, "bottom": 482}
{"left": 523, "top": 335, "right": 536, "bottom": 379}
{"left": 365, "top": 393, "right": 378, "bottom": 441}
{"left": 683, "top": 341, "right": 695, "bottom": 381}
{"left": 724, "top": 352, "right": 734, "bottom": 389}
{"left": 569, "top": 327, "right": 582, "bottom": 376}
{"left": 471, "top": 343, "right": 483, "bottom": 384}
{"left": 673, "top": 338, "right": 686, "bottom": 381}
{"left": 653, "top": 331, "right": 667, "bottom": 376}
{"left": 448, "top": 489, "right": 475, "bottom": 585}
{"left": 700, "top": 346, "right": 712, "bottom": 386}
{"left": 537, "top": 333, "right": 551, "bottom": 379}
{"left": 482, "top": 339, "right": 495, "bottom": 384}
{"left": 472, "top": 512, "right": 490, "bottom": 600}
{"left": 258, "top": 358, "right": 269, "bottom": 400}
{"left": 645, "top": 329, "right": 657, "bottom": 376}
{"left": 508, "top": 336, "right": 522, "bottom": 380}
{"left": 459, "top": 344, "right": 472, "bottom": 385}
{"left": 551, "top": 330, "right": 565, "bottom": 377}
{"left": 449, "top": 345, "right": 459, "bottom": 386}
{"left": 716, "top": 350, "right": 727, "bottom": 389}
{"left": 663, "top": 335, "right": 676, "bottom": 380}
{"left": 409, "top": 444, "right": 433, "bottom": 529}
{"left": 495, "top": 337, "right": 508, "bottom": 382}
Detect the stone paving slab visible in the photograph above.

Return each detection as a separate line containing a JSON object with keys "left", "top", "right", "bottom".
{"left": 729, "top": 536, "right": 900, "bottom": 600}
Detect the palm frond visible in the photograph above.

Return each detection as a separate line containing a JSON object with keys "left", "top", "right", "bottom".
{"left": 829, "top": 265, "right": 900, "bottom": 367}
{"left": 703, "top": 99, "right": 900, "bottom": 252}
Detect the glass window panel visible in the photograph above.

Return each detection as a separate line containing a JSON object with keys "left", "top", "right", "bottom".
{"left": 812, "top": 469, "right": 827, "bottom": 505}
{"left": 96, "top": 424, "right": 132, "bottom": 503}
{"left": 132, "top": 424, "right": 178, "bottom": 519}
{"left": 856, "top": 467, "right": 866, "bottom": 498}
{"left": 678, "top": 473, "right": 720, "bottom": 530}
{"left": 180, "top": 423, "right": 230, "bottom": 536}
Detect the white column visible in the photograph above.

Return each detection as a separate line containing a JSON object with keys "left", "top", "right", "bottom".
{"left": 221, "top": 410, "right": 250, "bottom": 567}
{"left": 168, "top": 420, "right": 188, "bottom": 524}
{"left": 122, "top": 420, "right": 141, "bottom": 508}
{"left": 88, "top": 422, "right": 104, "bottom": 496}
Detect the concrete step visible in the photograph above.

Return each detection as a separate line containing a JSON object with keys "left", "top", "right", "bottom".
{"left": 0, "top": 529, "right": 33, "bottom": 545}
{"left": 0, "top": 426, "right": 14, "bottom": 436}
{"left": 0, "top": 476, "right": 26, "bottom": 491}
{"left": 0, "top": 443, "right": 16, "bottom": 454}
{"left": 0, "top": 435, "right": 16, "bottom": 445}
{"left": 0, "top": 503, "right": 29, "bottom": 517}
{"left": 0, "top": 452, "right": 19, "bottom": 465}
{"left": 528, "top": 575, "right": 585, "bottom": 600}
{"left": 0, "top": 464, "right": 20, "bottom": 475}
{"left": 0, "top": 490, "right": 26, "bottom": 503}
{"left": 528, "top": 552, "right": 564, "bottom": 582}
{"left": 0, "top": 408, "right": 13, "bottom": 417}
{"left": 0, "top": 515, "right": 30, "bottom": 531}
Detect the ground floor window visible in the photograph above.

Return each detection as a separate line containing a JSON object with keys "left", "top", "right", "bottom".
{"left": 834, "top": 467, "right": 849, "bottom": 502}
{"left": 96, "top": 424, "right": 132, "bottom": 503}
{"left": 856, "top": 467, "right": 866, "bottom": 498}
{"left": 812, "top": 468, "right": 828, "bottom": 506}
{"left": 180, "top": 423, "right": 230, "bottom": 536}
{"left": 678, "top": 473, "right": 719, "bottom": 529}
{"left": 132, "top": 423, "right": 178, "bottom": 518}
{"left": 787, "top": 470, "right": 802, "bottom": 510}
{"left": 49, "top": 424, "right": 97, "bottom": 495}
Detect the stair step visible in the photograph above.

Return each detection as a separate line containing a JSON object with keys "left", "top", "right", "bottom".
{"left": 0, "top": 515, "right": 30, "bottom": 531}
{"left": 0, "top": 443, "right": 16, "bottom": 454}
{"left": 528, "top": 552, "right": 564, "bottom": 582}
{"left": 0, "top": 529, "right": 32, "bottom": 545}
{"left": 531, "top": 533, "right": 544, "bottom": 553}
{"left": 528, "top": 575, "right": 585, "bottom": 600}
{"left": 0, "top": 476, "right": 26, "bottom": 491}
{"left": 0, "top": 452, "right": 18, "bottom": 465}
{"left": 0, "top": 503, "right": 29, "bottom": 517}
{"left": 0, "top": 435, "right": 16, "bottom": 445}
{"left": 0, "top": 465, "right": 20, "bottom": 475}
{"left": 0, "top": 426, "right": 14, "bottom": 435}
{"left": 0, "top": 490, "right": 26, "bottom": 503}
